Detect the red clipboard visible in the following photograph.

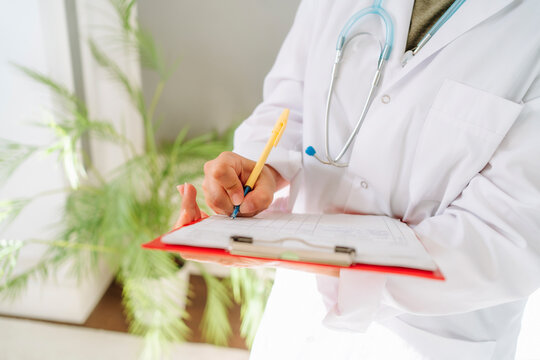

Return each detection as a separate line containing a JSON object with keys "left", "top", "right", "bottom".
{"left": 142, "top": 218, "right": 445, "bottom": 281}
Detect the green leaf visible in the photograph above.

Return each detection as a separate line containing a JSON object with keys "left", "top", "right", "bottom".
{"left": 0, "top": 198, "right": 32, "bottom": 229}
{"left": 122, "top": 268, "right": 190, "bottom": 359}
{"left": 135, "top": 27, "right": 168, "bottom": 80}
{"left": 197, "top": 264, "right": 233, "bottom": 346}
{"left": 86, "top": 119, "right": 126, "bottom": 144}
{"left": 61, "top": 136, "right": 85, "bottom": 189}
{"left": 0, "top": 248, "right": 70, "bottom": 301}
{"left": 230, "top": 268, "right": 274, "bottom": 347}
{"left": 88, "top": 39, "right": 143, "bottom": 113}
{"left": 0, "top": 139, "right": 38, "bottom": 185}
{"left": 0, "top": 239, "right": 24, "bottom": 282}
{"left": 109, "top": 0, "right": 137, "bottom": 33}
{"left": 11, "top": 63, "right": 87, "bottom": 117}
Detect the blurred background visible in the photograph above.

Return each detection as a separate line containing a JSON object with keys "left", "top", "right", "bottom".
{"left": 0, "top": 1, "right": 538, "bottom": 359}
{"left": 138, "top": 0, "right": 301, "bottom": 141}
{"left": 0, "top": 0, "right": 299, "bottom": 358}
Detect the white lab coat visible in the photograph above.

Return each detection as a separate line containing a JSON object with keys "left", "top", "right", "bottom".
{"left": 233, "top": 0, "right": 540, "bottom": 359}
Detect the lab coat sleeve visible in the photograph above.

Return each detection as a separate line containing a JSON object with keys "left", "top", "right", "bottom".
{"left": 233, "top": 0, "right": 316, "bottom": 181}
{"left": 324, "top": 94, "right": 540, "bottom": 326}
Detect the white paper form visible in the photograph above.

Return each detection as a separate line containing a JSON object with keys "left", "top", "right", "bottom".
{"left": 162, "top": 213, "right": 437, "bottom": 271}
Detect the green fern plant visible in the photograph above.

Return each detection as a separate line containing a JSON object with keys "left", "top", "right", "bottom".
{"left": 0, "top": 0, "right": 272, "bottom": 358}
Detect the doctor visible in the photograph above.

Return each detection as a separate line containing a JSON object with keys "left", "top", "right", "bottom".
{"left": 176, "top": 0, "right": 540, "bottom": 359}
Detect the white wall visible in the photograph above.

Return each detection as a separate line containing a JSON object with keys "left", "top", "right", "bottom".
{"left": 137, "top": 0, "right": 301, "bottom": 142}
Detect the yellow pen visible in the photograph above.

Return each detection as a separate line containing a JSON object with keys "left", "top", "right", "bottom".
{"left": 231, "top": 108, "right": 289, "bottom": 219}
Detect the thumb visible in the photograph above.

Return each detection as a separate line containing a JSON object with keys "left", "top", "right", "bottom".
{"left": 173, "top": 183, "right": 202, "bottom": 228}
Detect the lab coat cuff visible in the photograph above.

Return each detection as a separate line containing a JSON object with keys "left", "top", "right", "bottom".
{"left": 233, "top": 142, "right": 302, "bottom": 182}
{"left": 318, "top": 270, "right": 387, "bottom": 332}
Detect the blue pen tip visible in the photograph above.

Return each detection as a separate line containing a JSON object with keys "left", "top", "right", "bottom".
{"left": 305, "top": 146, "right": 316, "bottom": 156}
{"left": 231, "top": 205, "right": 240, "bottom": 219}
{"left": 231, "top": 186, "right": 251, "bottom": 219}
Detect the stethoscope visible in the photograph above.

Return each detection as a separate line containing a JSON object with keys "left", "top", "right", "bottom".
{"left": 305, "top": 0, "right": 466, "bottom": 167}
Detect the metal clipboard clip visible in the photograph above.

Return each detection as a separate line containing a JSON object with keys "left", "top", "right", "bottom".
{"left": 229, "top": 235, "right": 356, "bottom": 267}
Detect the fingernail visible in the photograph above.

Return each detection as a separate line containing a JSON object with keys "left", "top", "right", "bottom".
{"left": 176, "top": 184, "right": 184, "bottom": 196}
{"left": 231, "top": 193, "right": 243, "bottom": 206}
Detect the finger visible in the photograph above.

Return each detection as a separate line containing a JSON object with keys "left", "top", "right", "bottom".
{"left": 239, "top": 169, "right": 275, "bottom": 216}
{"left": 239, "top": 190, "right": 273, "bottom": 217}
{"left": 178, "top": 184, "right": 209, "bottom": 218}
{"left": 173, "top": 184, "right": 186, "bottom": 229}
{"left": 205, "top": 152, "right": 247, "bottom": 206}
{"left": 220, "top": 167, "right": 246, "bottom": 206}
{"left": 176, "top": 184, "right": 185, "bottom": 196}
{"left": 173, "top": 183, "right": 202, "bottom": 228}
{"left": 181, "top": 183, "right": 202, "bottom": 222}
{"left": 202, "top": 178, "right": 235, "bottom": 215}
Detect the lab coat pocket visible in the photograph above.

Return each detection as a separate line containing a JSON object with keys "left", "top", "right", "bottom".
{"left": 408, "top": 79, "right": 523, "bottom": 219}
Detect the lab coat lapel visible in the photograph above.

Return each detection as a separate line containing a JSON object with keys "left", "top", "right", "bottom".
{"left": 381, "top": 0, "right": 516, "bottom": 92}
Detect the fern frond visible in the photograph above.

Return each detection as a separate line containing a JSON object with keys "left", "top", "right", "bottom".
{"left": 121, "top": 261, "right": 190, "bottom": 360}
{"left": 0, "top": 248, "right": 70, "bottom": 301}
{"left": 238, "top": 289, "right": 267, "bottom": 346}
{"left": 0, "top": 198, "right": 32, "bottom": 229}
{"left": 106, "top": 0, "right": 169, "bottom": 81}
{"left": 0, "top": 260, "right": 49, "bottom": 301}
{"left": 197, "top": 263, "right": 233, "bottom": 346}
{"left": 109, "top": 0, "right": 137, "bottom": 33}
{"left": 11, "top": 63, "right": 87, "bottom": 116}
{"left": 0, "top": 239, "right": 24, "bottom": 283}
{"left": 134, "top": 27, "right": 168, "bottom": 80}
{"left": 230, "top": 268, "right": 274, "bottom": 347}
{"left": 88, "top": 38, "right": 144, "bottom": 113}
{"left": 8, "top": 64, "right": 131, "bottom": 189}
{"left": 0, "top": 139, "right": 39, "bottom": 185}
{"left": 86, "top": 118, "right": 127, "bottom": 144}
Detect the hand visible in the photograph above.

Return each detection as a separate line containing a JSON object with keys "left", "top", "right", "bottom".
{"left": 173, "top": 183, "right": 208, "bottom": 230}
{"left": 173, "top": 182, "right": 338, "bottom": 276}
{"left": 173, "top": 183, "right": 270, "bottom": 267}
{"left": 202, "top": 151, "right": 286, "bottom": 217}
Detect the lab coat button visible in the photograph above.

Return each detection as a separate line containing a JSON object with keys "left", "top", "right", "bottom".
{"left": 381, "top": 94, "right": 391, "bottom": 104}
{"left": 361, "top": 181, "right": 368, "bottom": 189}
